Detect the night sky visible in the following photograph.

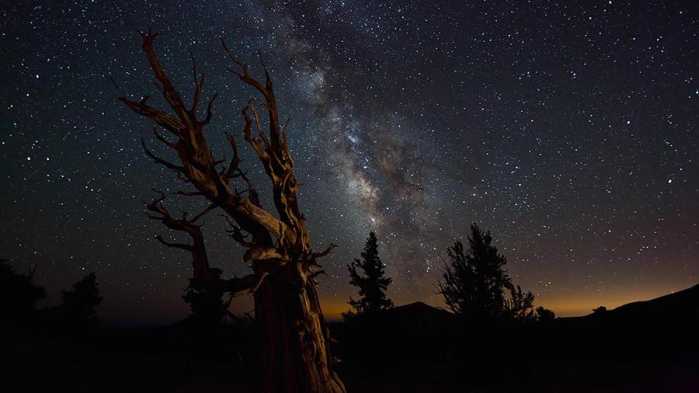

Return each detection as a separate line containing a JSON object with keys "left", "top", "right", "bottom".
{"left": 2, "top": 1, "right": 698, "bottom": 323}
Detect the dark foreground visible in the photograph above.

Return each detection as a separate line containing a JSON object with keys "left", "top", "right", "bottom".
{"left": 4, "top": 291, "right": 699, "bottom": 393}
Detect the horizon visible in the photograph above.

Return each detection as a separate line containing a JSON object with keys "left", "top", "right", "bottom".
{"left": 18, "top": 264, "right": 695, "bottom": 326}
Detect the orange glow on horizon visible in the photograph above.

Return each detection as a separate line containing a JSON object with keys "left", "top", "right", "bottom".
{"left": 320, "top": 282, "right": 697, "bottom": 320}
{"left": 536, "top": 283, "right": 694, "bottom": 317}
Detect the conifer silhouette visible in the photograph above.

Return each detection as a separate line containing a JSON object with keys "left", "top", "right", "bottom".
{"left": 439, "top": 224, "right": 537, "bottom": 325}
{"left": 347, "top": 232, "right": 393, "bottom": 314}
{"left": 0, "top": 259, "right": 45, "bottom": 323}
{"left": 439, "top": 224, "right": 510, "bottom": 322}
{"left": 60, "top": 272, "right": 102, "bottom": 327}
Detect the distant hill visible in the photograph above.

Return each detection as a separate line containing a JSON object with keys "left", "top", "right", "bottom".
{"left": 336, "top": 301, "right": 456, "bottom": 337}
{"left": 559, "top": 283, "right": 699, "bottom": 328}
{"left": 334, "top": 302, "right": 459, "bottom": 367}
{"left": 340, "top": 284, "right": 699, "bottom": 332}
{"left": 370, "top": 301, "right": 456, "bottom": 334}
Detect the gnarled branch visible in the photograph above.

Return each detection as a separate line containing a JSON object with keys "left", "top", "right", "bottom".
{"left": 145, "top": 191, "right": 212, "bottom": 280}
{"left": 154, "top": 235, "right": 192, "bottom": 251}
{"left": 121, "top": 31, "right": 290, "bottom": 248}
{"left": 312, "top": 243, "right": 338, "bottom": 259}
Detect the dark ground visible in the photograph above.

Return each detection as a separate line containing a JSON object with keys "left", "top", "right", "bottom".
{"left": 5, "top": 284, "right": 699, "bottom": 392}
{"left": 4, "top": 303, "right": 698, "bottom": 393}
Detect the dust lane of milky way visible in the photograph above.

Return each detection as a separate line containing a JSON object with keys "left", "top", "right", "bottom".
{"left": 1, "top": 1, "right": 697, "bottom": 323}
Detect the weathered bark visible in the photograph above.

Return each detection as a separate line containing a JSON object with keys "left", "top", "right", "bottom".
{"left": 256, "top": 264, "right": 346, "bottom": 393}
{"left": 120, "top": 30, "right": 346, "bottom": 393}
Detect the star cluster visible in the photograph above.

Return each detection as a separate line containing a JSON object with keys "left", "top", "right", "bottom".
{"left": 2, "top": 1, "right": 697, "bottom": 322}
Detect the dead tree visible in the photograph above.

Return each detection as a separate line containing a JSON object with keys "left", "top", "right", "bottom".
{"left": 120, "top": 31, "right": 346, "bottom": 393}
{"left": 146, "top": 192, "right": 254, "bottom": 325}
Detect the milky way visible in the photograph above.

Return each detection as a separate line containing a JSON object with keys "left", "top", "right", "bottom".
{"left": 2, "top": 1, "right": 698, "bottom": 322}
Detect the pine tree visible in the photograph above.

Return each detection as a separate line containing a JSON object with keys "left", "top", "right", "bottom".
{"left": 347, "top": 232, "right": 393, "bottom": 314}
{"left": 61, "top": 272, "right": 102, "bottom": 327}
{"left": 439, "top": 224, "right": 512, "bottom": 323}
{"left": 0, "top": 259, "right": 46, "bottom": 323}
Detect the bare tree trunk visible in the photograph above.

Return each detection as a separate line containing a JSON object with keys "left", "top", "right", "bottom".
{"left": 119, "top": 31, "right": 347, "bottom": 393}
{"left": 256, "top": 265, "right": 345, "bottom": 393}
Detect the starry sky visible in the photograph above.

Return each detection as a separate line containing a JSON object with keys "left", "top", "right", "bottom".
{"left": 2, "top": 1, "right": 698, "bottom": 323}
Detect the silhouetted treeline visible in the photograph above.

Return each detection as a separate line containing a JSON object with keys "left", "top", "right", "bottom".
{"left": 4, "top": 229, "right": 699, "bottom": 393}
{"left": 0, "top": 259, "right": 102, "bottom": 332}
